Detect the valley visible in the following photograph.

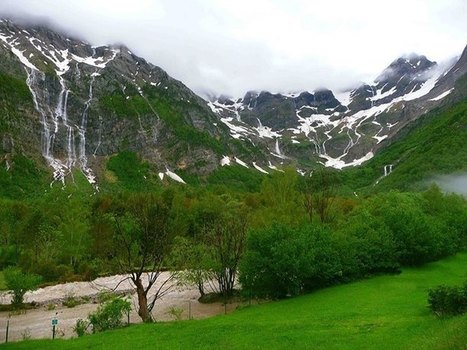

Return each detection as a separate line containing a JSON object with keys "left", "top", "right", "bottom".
{"left": 0, "top": 8, "right": 465, "bottom": 350}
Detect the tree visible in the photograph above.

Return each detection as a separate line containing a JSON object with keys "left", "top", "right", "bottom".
{"left": 257, "top": 168, "right": 304, "bottom": 226}
{"left": 4, "top": 267, "right": 42, "bottom": 306}
{"left": 188, "top": 195, "right": 248, "bottom": 298}
{"left": 205, "top": 205, "right": 248, "bottom": 297}
{"left": 109, "top": 193, "right": 175, "bottom": 322}
{"left": 170, "top": 236, "right": 213, "bottom": 297}
{"left": 300, "top": 168, "right": 338, "bottom": 223}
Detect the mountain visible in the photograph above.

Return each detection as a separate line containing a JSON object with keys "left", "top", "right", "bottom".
{"left": 0, "top": 18, "right": 466, "bottom": 189}
{"left": 0, "top": 19, "right": 253, "bottom": 188}
{"left": 209, "top": 49, "right": 467, "bottom": 170}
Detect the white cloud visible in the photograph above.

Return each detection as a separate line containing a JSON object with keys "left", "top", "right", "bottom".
{"left": 0, "top": 0, "right": 465, "bottom": 97}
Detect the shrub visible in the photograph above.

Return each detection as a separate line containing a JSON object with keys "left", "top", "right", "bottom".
{"left": 167, "top": 306, "right": 184, "bottom": 320}
{"left": 338, "top": 209, "right": 400, "bottom": 276}
{"left": 3, "top": 267, "right": 42, "bottom": 306}
{"left": 428, "top": 282, "right": 467, "bottom": 316}
{"left": 88, "top": 295, "right": 131, "bottom": 333}
{"left": 73, "top": 319, "right": 90, "bottom": 337}
{"left": 240, "top": 224, "right": 340, "bottom": 298}
{"left": 63, "top": 293, "right": 81, "bottom": 308}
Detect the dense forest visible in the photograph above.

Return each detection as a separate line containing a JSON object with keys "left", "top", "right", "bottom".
{"left": 0, "top": 166, "right": 465, "bottom": 301}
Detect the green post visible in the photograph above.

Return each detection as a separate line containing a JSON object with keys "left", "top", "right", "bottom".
{"left": 5, "top": 319, "right": 9, "bottom": 343}
{"left": 52, "top": 316, "right": 58, "bottom": 339}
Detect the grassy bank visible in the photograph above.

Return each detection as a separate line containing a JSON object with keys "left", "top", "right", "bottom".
{"left": 3, "top": 253, "right": 466, "bottom": 349}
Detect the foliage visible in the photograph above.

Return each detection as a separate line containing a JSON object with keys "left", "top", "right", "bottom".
{"left": 298, "top": 167, "right": 339, "bottom": 223}
{"left": 240, "top": 189, "right": 467, "bottom": 298}
{"left": 3, "top": 267, "right": 41, "bottom": 306}
{"left": 0, "top": 155, "right": 46, "bottom": 199}
{"left": 428, "top": 282, "right": 467, "bottom": 317}
{"left": 106, "top": 192, "right": 175, "bottom": 322}
{"left": 73, "top": 319, "right": 89, "bottom": 337}
{"left": 5, "top": 253, "right": 467, "bottom": 350}
{"left": 166, "top": 306, "right": 184, "bottom": 321}
{"left": 207, "top": 165, "right": 264, "bottom": 193}
{"left": 88, "top": 295, "right": 131, "bottom": 333}
{"left": 340, "top": 98, "right": 467, "bottom": 192}
{"left": 170, "top": 236, "right": 213, "bottom": 296}
{"left": 240, "top": 224, "right": 341, "bottom": 298}
{"left": 63, "top": 293, "right": 81, "bottom": 308}
{"left": 106, "top": 151, "right": 153, "bottom": 192}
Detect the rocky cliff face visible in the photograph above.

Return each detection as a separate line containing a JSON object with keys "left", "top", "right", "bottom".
{"left": 209, "top": 47, "right": 467, "bottom": 170}
{"left": 0, "top": 19, "right": 251, "bottom": 186}
{"left": 0, "top": 18, "right": 466, "bottom": 186}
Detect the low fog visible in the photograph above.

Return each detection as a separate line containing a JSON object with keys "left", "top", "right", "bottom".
{"left": 0, "top": 0, "right": 466, "bottom": 97}
{"left": 430, "top": 174, "right": 467, "bottom": 197}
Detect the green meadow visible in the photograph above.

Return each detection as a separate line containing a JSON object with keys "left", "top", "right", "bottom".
{"left": 4, "top": 253, "right": 466, "bottom": 350}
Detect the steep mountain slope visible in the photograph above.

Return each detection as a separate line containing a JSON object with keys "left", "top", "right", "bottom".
{"left": 0, "top": 19, "right": 259, "bottom": 188}
{"left": 0, "top": 18, "right": 465, "bottom": 189}
{"left": 340, "top": 92, "right": 467, "bottom": 193}
{"left": 209, "top": 48, "right": 467, "bottom": 170}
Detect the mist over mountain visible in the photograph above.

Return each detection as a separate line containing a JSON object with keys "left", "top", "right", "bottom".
{"left": 0, "top": 0, "right": 466, "bottom": 97}
{"left": 0, "top": 17, "right": 466, "bottom": 188}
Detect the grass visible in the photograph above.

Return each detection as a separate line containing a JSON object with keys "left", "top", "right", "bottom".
{"left": 3, "top": 253, "right": 466, "bottom": 349}
{"left": 0, "top": 271, "right": 6, "bottom": 290}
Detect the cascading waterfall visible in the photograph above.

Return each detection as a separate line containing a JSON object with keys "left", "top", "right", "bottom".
{"left": 55, "top": 76, "right": 76, "bottom": 170}
{"left": 26, "top": 68, "right": 49, "bottom": 157}
{"left": 26, "top": 68, "right": 67, "bottom": 183}
{"left": 274, "top": 138, "right": 286, "bottom": 159}
{"left": 25, "top": 68, "right": 87, "bottom": 185}
{"left": 79, "top": 74, "right": 98, "bottom": 186}
{"left": 374, "top": 164, "right": 394, "bottom": 186}
{"left": 384, "top": 164, "right": 393, "bottom": 177}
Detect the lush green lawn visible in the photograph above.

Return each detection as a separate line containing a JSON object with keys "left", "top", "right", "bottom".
{"left": 3, "top": 253, "right": 467, "bottom": 349}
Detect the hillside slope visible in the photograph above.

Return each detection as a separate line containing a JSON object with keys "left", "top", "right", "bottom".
{"left": 0, "top": 18, "right": 466, "bottom": 190}
{"left": 340, "top": 91, "right": 467, "bottom": 192}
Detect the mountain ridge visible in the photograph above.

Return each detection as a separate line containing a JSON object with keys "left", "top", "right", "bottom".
{"left": 0, "top": 18, "right": 466, "bottom": 188}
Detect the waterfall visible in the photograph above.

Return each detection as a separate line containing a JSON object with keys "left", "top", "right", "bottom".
{"left": 79, "top": 75, "right": 95, "bottom": 167}
{"left": 25, "top": 68, "right": 80, "bottom": 185}
{"left": 384, "top": 164, "right": 393, "bottom": 177}
{"left": 275, "top": 138, "right": 282, "bottom": 156}
{"left": 55, "top": 77, "right": 76, "bottom": 170}
{"left": 26, "top": 68, "right": 49, "bottom": 157}
{"left": 257, "top": 118, "right": 263, "bottom": 128}
{"left": 26, "top": 68, "right": 66, "bottom": 183}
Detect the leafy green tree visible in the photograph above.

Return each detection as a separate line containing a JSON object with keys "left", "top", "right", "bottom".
{"left": 3, "top": 267, "right": 42, "bottom": 306}
{"left": 255, "top": 168, "right": 304, "bottom": 226}
{"left": 299, "top": 167, "right": 339, "bottom": 223}
{"left": 108, "top": 193, "right": 175, "bottom": 322}
{"left": 192, "top": 195, "right": 248, "bottom": 297}
{"left": 240, "top": 224, "right": 340, "bottom": 298}
{"left": 170, "top": 236, "right": 213, "bottom": 297}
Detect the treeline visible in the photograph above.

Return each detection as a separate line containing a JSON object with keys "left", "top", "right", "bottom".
{"left": 0, "top": 168, "right": 465, "bottom": 301}
{"left": 241, "top": 188, "right": 467, "bottom": 298}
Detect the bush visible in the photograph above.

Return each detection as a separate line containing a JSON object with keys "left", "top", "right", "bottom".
{"left": 3, "top": 267, "right": 42, "bottom": 306}
{"left": 73, "top": 319, "right": 90, "bottom": 337}
{"left": 88, "top": 295, "right": 131, "bottom": 333}
{"left": 240, "top": 224, "right": 341, "bottom": 298}
{"left": 428, "top": 282, "right": 467, "bottom": 316}
{"left": 63, "top": 293, "right": 81, "bottom": 308}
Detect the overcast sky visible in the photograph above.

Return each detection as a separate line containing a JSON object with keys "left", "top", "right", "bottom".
{"left": 1, "top": 0, "right": 466, "bottom": 97}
